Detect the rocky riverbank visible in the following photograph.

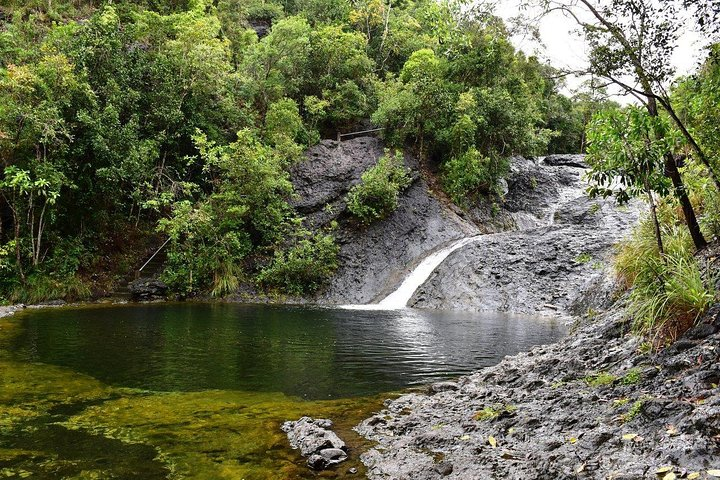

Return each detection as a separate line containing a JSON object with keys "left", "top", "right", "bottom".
{"left": 355, "top": 304, "right": 720, "bottom": 479}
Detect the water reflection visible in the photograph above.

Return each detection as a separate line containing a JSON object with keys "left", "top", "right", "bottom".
{"left": 12, "top": 303, "right": 566, "bottom": 399}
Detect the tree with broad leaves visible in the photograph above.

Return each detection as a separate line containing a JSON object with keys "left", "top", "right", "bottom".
{"left": 532, "top": 0, "right": 715, "bottom": 250}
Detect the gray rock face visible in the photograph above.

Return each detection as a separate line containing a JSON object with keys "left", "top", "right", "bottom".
{"left": 292, "top": 142, "right": 635, "bottom": 311}
{"left": 356, "top": 306, "right": 720, "bottom": 479}
{"left": 128, "top": 278, "right": 168, "bottom": 301}
{"left": 292, "top": 137, "right": 477, "bottom": 305}
{"left": 543, "top": 153, "right": 589, "bottom": 168}
{"left": 281, "top": 416, "right": 348, "bottom": 470}
{"left": 411, "top": 196, "right": 640, "bottom": 315}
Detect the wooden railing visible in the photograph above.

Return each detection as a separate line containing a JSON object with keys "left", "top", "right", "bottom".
{"left": 336, "top": 127, "right": 384, "bottom": 141}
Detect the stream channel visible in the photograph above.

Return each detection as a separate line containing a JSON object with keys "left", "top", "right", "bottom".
{"left": 0, "top": 302, "right": 565, "bottom": 478}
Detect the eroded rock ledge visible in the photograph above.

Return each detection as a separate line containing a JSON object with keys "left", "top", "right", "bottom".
{"left": 355, "top": 306, "right": 720, "bottom": 479}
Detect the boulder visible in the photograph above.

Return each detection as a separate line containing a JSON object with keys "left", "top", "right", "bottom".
{"left": 128, "top": 278, "right": 168, "bottom": 301}
{"left": 543, "top": 154, "right": 589, "bottom": 168}
{"left": 281, "top": 416, "right": 348, "bottom": 470}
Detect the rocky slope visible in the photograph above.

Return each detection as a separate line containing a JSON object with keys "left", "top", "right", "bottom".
{"left": 411, "top": 194, "right": 640, "bottom": 315}
{"left": 292, "top": 139, "right": 627, "bottom": 308}
{"left": 356, "top": 304, "right": 720, "bottom": 479}
{"left": 291, "top": 137, "right": 478, "bottom": 305}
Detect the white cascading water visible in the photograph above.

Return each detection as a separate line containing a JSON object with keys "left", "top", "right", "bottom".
{"left": 343, "top": 236, "right": 481, "bottom": 310}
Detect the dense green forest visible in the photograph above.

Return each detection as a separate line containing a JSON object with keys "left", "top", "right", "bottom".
{"left": 0, "top": 0, "right": 718, "bottom": 329}
{"left": 0, "top": 0, "right": 604, "bottom": 301}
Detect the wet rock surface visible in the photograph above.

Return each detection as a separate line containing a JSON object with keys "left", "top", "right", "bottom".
{"left": 411, "top": 195, "right": 641, "bottom": 315}
{"left": 128, "top": 278, "right": 168, "bottom": 301}
{"left": 356, "top": 306, "right": 720, "bottom": 479}
{"left": 292, "top": 140, "right": 611, "bottom": 306}
{"left": 282, "top": 416, "right": 349, "bottom": 470}
{"left": 291, "top": 137, "right": 477, "bottom": 305}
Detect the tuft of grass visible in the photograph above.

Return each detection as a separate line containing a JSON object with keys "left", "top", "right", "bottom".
{"left": 575, "top": 252, "right": 592, "bottom": 264}
{"left": 584, "top": 371, "right": 616, "bottom": 387}
{"left": 11, "top": 274, "right": 91, "bottom": 304}
{"left": 621, "top": 368, "right": 642, "bottom": 385}
{"left": 474, "top": 404, "right": 517, "bottom": 421}
{"left": 613, "top": 398, "right": 630, "bottom": 408}
{"left": 621, "top": 399, "right": 646, "bottom": 422}
{"left": 615, "top": 218, "right": 717, "bottom": 340}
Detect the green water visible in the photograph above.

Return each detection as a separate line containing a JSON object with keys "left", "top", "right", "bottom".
{"left": 0, "top": 303, "right": 565, "bottom": 479}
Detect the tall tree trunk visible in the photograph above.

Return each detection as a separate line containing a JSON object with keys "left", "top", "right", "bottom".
{"left": 657, "top": 97, "right": 720, "bottom": 192}
{"left": 646, "top": 97, "right": 707, "bottom": 251}
{"left": 663, "top": 152, "right": 707, "bottom": 250}
{"left": 13, "top": 211, "right": 25, "bottom": 284}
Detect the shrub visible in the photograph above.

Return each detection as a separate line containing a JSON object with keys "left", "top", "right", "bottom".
{"left": 346, "top": 150, "right": 412, "bottom": 224}
{"left": 11, "top": 273, "right": 91, "bottom": 304}
{"left": 442, "top": 147, "right": 509, "bottom": 206}
{"left": 256, "top": 231, "right": 339, "bottom": 295}
{"left": 615, "top": 215, "right": 717, "bottom": 340}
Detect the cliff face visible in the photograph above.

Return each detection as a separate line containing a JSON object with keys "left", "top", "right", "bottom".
{"left": 292, "top": 139, "right": 636, "bottom": 313}
{"left": 291, "top": 137, "right": 477, "bottom": 305}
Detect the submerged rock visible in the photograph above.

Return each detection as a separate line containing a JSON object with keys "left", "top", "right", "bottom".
{"left": 282, "top": 416, "right": 349, "bottom": 470}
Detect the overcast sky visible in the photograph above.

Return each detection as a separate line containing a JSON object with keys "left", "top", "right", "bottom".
{"left": 493, "top": 0, "right": 709, "bottom": 101}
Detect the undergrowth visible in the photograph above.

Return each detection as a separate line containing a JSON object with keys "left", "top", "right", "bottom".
{"left": 615, "top": 195, "right": 718, "bottom": 343}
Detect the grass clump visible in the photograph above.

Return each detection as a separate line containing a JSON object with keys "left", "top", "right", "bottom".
{"left": 621, "top": 368, "right": 642, "bottom": 385}
{"left": 11, "top": 273, "right": 91, "bottom": 304}
{"left": 575, "top": 252, "right": 592, "bottom": 264}
{"left": 474, "top": 404, "right": 517, "bottom": 421}
{"left": 621, "top": 399, "right": 646, "bottom": 422}
{"left": 615, "top": 215, "right": 718, "bottom": 341}
{"left": 346, "top": 150, "right": 412, "bottom": 224}
{"left": 584, "top": 371, "right": 616, "bottom": 387}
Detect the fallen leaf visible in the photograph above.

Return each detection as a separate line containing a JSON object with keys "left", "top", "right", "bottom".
{"left": 622, "top": 433, "right": 638, "bottom": 441}
{"left": 460, "top": 435, "right": 470, "bottom": 441}
{"left": 687, "top": 473, "right": 700, "bottom": 479}
{"left": 662, "top": 473, "right": 676, "bottom": 480}
{"left": 707, "top": 470, "right": 720, "bottom": 477}
{"left": 488, "top": 436, "right": 497, "bottom": 448}
{"left": 655, "top": 466, "right": 674, "bottom": 474}
{"left": 665, "top": 425, "right": 679, "bottom": 436}
{"left": 576, "top": 463, "right": 586, "bottom": 473}
{"left": 568, "top": 436, "right": 578, "bottom": 444}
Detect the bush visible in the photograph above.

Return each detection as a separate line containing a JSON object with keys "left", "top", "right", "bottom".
{"left": 346, "top": 150, "right": 412, "bottom": 224}
{"left": 442, "top": 147, "right": 508, "bottom": 206}
{"left": 616, "top": 216, "right": 717, "bottom": 341}
{"left": 11, "top": 273, "right": 91, "bottom": 304}
{"left": 256, "top": 231, "right": 339, "bottom": 295}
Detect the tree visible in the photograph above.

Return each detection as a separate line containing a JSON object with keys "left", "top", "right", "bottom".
{"left": 586, "top": 106, "right": 676, "bottom": 254}
{"left": 536, "top": 0, "right": 711, "bottom": 249}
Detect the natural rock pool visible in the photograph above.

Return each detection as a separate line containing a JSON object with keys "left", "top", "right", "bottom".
{"left": 0, "top": 303, "right": 565, "bottom": 478}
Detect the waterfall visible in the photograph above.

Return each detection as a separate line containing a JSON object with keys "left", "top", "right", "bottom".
{"left": 343, "top": 236, "right": 481, "bottom": 310}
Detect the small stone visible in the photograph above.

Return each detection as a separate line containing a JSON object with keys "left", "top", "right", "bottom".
{"left": 434, "top": 462, "right": 453, "bottom": 476}
{"left": 430, "top": 381, "right": 459, "bottom": 394}
{"left": 348, "top": 467, "right": 358, "bottom": 474}
{"left": 307, "top": 454, "right": 327, "bottom": 470}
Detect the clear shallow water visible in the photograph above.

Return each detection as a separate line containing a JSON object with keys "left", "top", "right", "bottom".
{"left": 11, "top": 303, "right": 566, "bottom": 399}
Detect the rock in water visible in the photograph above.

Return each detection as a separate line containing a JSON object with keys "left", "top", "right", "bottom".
{"left": 282, "top": 416, "right": 349, "bottom": 470}
{"left": 128, "top": 278, "right": 168, "bottom": 301}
